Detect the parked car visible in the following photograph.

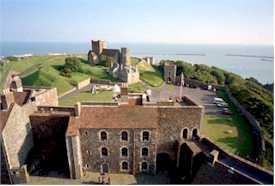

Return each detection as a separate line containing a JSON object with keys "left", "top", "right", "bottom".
{"left": 216, "top": 102, "right": 229, "bottom": 108}
{"left": 222, "top": 108, "right": 232, "bottom": 115}
{"left": 213, "top": 97, "right": 224, "bottom": 104}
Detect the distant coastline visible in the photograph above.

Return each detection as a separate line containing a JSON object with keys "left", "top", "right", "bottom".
{"left": 226, "top": 54, "right": 274, "bottom": 59}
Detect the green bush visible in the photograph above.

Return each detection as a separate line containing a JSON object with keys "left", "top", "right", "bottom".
{"left": 6, "top": 56, "right": 18, "bottom": 61}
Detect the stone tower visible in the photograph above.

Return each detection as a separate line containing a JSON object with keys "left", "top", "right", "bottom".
{"left": 164, "top": 63, "right": 177, "bottom": 84}
{"left": 91, "top": 40, "right": 106, "bottom": 55}
{"left": 120, "top": 48, "right": 131, "bottom": 66}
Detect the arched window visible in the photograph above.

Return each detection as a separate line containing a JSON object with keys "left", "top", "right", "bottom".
{"left": 192, "top": 128, "right": 199, "bottom": 140}
{"left": 141, "top": 162, "right": 148, "bottom": 172}
{"left": 141, "top": 147, "right": 149, "bottom": 156}
{"left": 121, "top": 131, "right": 128, "bottom": 141}
{"left": 182, "top": 128, "right": 188, "bottom": 139}
{"left": 121, "top": 161, "right": 128, "bottom": 171}
{"left": 121, "top": 147, "right": 128, "bottom": 157}
{"left": 101, "top": 147, "right": 108, "bottom": 156}
{"left": 100, "top": 131, "right": 107, "bottom": 141}
{"left": 142, "top": 131, "right": 150, "bottom": 141}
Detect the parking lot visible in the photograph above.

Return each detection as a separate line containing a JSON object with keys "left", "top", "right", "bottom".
{"left": 149, "top": 84, "right": 221, "bottom": 115}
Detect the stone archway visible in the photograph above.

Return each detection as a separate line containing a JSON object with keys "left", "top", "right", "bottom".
{"left": 156, "top": 153, "right": 171, "bottom": 173}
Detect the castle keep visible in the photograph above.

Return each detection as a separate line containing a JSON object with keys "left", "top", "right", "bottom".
{"left": 88, "top": 40, "right": 139, "bottom": 84}
{"left": 1, "top": 75, "right": 273, "bottom": 185}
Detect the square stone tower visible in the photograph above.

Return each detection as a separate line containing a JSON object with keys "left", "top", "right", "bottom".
{"left": 91, "top": 40, "right": 106, "bottom": 55}
{"left": 164, "top": 63, "right": 177, "bottom": 84}
{"left": 120, "top": 47, "right": 131, "bottom": 66}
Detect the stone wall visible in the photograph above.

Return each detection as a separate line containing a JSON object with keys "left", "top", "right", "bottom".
{"left": 225, "top": 86, "right": 264, "bottom": 161}
{"left": 33, "top": 88, "right": 58, "bottom": 106}
{"left": 192, "top": 161, "right": 259, "bottom": 184}
{"left": 164, "top": 64, "right": 177, "bottom": 83}
{"left": 199, "top": 137, "right": 273, "bottom": 184}
{"left": 79, "top": 128, "right": 157, "bottom": 175}
{"left": 157, "top": 107, "right": 203, "bottom": 160}
{"left": 1, "top": 103, "right": 37, "bottom": 183}
{"left": 77, "top": 78, "right": 91, "bottom": 90}
{"left": 1, "top": 103, "right": 36, "bottom": 169}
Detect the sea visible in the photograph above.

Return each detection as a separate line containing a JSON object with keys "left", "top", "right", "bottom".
{"left": 0, "top": 42, "right": 273, "bottom": 84}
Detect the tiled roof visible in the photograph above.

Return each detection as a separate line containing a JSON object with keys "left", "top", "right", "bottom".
{"left": 67, "top": 106, "right": 159, "bottom": 136}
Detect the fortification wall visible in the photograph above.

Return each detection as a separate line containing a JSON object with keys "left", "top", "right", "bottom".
{"left": 157, "top": 107, "right": 203, "bottom": 159}
{"left": 225, "top": 86, "right": 264, "bottom": 161}
{"left": 1, "top": 103, "right": 37, "bottom": 170}
{"left": 192, "top": 161, "right": 259, "bottom": 184}
{"left": 200, "top": 137, "right": 273, "bottom": 184}
{"left": 33, "top": 88, "right": 58, "bottom": 106}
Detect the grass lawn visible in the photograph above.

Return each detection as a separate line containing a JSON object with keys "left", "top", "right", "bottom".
{"left": 2, "top": 55, "right": 117, "bottom": 95}
{"left": 137, "top": 61, "right": 164, "bottom": 87}
{"left": 201, "top": 89, "right": 255, "bottom": 159}
{"left": 140, "top": 71, "right": 164, "bottom": 87}
{"left": 59, "top": 90, "right": 113, "bottom": 106}
{"left": 128, "top": 82, "right": 146, "bottom": 93}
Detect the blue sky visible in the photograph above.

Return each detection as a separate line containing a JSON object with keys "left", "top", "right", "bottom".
{"left": 1, "top": 0, "right": 273, "bottom": 44}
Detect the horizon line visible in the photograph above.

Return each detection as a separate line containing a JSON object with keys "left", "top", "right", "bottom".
{"left": 1, "top": 40, "right": 273, "bottom": 46}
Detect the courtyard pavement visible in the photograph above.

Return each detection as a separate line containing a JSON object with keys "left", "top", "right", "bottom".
{"left": 28, "top": 171, "right": 170, "bottom": 184}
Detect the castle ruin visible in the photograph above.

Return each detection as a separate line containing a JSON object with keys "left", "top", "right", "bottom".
{"left": 88, "top": 40, "right": 140, "bottom": 84}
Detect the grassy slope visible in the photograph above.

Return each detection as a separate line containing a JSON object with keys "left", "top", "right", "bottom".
{"left": 202, "top": 89, "right": 254, "bottom": 158}
{"left": 2, "top": 55, "right": 115, "bottom": 95}
{"left": 137, "top": 62, "right": 164, "bottom": 87}
{"left": 128, "top": 82, "right": 146, "bottom": 93}
{"left": 59, "top": 90, "right": 113, "bottom": 106}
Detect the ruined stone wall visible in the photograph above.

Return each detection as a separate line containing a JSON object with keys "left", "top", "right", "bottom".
{"left": 157, "top": 107, "right": 203, "bottom": 160}
{"left": 1, "top": 103, "right": 37, "bottom": 170}
{"left": 79, "top": 128, "right": 157, "bottom": 174}
{"left": 34, "top": 88, "right": 58, "bottom": 106}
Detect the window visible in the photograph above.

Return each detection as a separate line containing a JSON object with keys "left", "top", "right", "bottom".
{"left": 121, "top": 161, "right": 128, "bottom": 171}
{"left": 121, "top": 147, "right": 128, "bottom": 157}
{"left": 142, "top": 131, "right": 149, "bottom": 141}
{"left": 141, "top": 162, "right": 148, "bottom": 172}
{"left": 101, "top": 163, "right": 109, "bottom": 173}
{"left": 192, "top": 128, "right": 199, "bottom": 140}
{"left": 141, "top": 147, "right": 149, "bottom": 156}
{"left": 100, "top": 131, "right": 107, "bottom": 141}
{"left": 182, "top": 128, "right": 188, "bottom": 139}
{"left": 121, "top": 131, "right": 128, "bottom": 141}
{"left": 101, "top": 147, "right": 108, "bottom": 156}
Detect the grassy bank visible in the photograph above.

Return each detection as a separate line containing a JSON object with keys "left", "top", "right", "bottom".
{"left": 202, "top": 89, "right": 255, "bottom": 159}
